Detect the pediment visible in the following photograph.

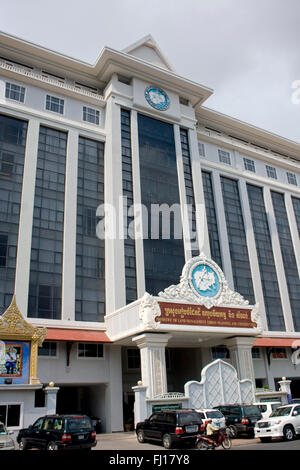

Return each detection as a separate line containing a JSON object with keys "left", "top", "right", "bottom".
{"left": 123, "top": 34, "right": 174, "bottom": 72}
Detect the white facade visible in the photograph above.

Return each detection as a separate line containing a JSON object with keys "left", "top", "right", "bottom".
{"left": 0, "top": 33, "right": 299, "bottom": 432}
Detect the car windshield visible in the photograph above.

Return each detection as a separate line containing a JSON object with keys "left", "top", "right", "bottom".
{"left": 178, "top": 412, "right": 202, "bottom": 425}
{"left": 0, "top": 424, "right": 7, "bottom": 434}
{"left": 66, "top": 417, "right": 93, "bottom": 431}
{"left": 206, "top": 411, "right": 223, "bottom": 419}
{"left": 270, "top": 407, "right": 292, "bottom": 417}
{"left": 242, "top": 406, "right": 261, "bottom": 417}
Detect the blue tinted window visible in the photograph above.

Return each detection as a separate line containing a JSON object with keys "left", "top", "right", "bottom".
{"left": 0, "top": 115, "right": 27, "bottom": 314}
{"left": 247, "top": 184, "right": 285, "bottom": 331}
{"left": 138, "top": 114, "right": 185, "bottom": 295}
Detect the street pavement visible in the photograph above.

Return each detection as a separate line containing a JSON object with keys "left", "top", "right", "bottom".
{"left": 94, "top": 432, "right": 300, "bottom": 451}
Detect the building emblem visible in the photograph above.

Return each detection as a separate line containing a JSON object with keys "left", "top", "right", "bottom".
{"left": 191, "top": 264, "right": 220, "bottom": 298}
{"left": 144, "top": 86, "right": 170, "bottom": 111}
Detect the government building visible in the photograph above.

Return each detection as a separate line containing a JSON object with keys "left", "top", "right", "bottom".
{"left": 0, "top": 32, "right": 299, "bottom": 433}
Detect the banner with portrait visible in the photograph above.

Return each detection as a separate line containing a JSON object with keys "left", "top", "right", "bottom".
{"left": 0, "top": 341, "right": 30, "bottom": 384}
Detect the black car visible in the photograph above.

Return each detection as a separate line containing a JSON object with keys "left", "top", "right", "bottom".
{"left": 136, "top": 410, "right": 202, "bottom": 449}
{"left": 214, "top": 404, "right": 262, "bottom": 438}
{"left": 17, "top": 415, "right": 97, "bottom": 450}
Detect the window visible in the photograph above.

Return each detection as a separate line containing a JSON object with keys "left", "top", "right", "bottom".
{"left": 127, "top": 348, "right": 141, "bottom": 369}
{"left": 243, "top": 158, "right": 255, "bottom": 173}
{"left": 287, "top": 172, "right": 297, "bottom": 186}
{"left": 45, "top": 95, "right": 64, "bottom": 114}
{"left": 198, "top": 142, "right": 205, "bottom": 157}
{"left": 212, "top": 346, "right": 230, "bottom": 359}
{"left": 83, "top": 106, "right": 100, "bottom": 125}
{"left": 0, "top": 234, "right": 8, "bottom": 267}
{"left": 271, "top": 348, "right": 287, "bottom": 359}
{"left": 266, "top": 165, "right": 277, "bottom": 179}
{"left": 252, "top": 347, "right": 261, "bottom": 359}
{"left": 38, "top": 341, "right": 57, "bottom": 357}
{"left": 0, "top": 151, "right": 14, "bottom": 176}
{"left": 35, "top": 389, "right": 46, "bottom": 407}
{"left": 5, "top": 82, "right": 25, "bottom": 103}
{"left": 218, "top": 149, "right": 231, "bottom": 165}
{"left": 0, "top": 404, "right": 21, "bottom": 427}
{"left": 78, "top": 343, "right": 104, "bottom": 358}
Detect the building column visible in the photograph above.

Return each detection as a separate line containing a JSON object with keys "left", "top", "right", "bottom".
{"left": 105, "top": 345, "right": 124, "bottom": 432}
{"left": 15, "top": 118, "right": 40, "bottom": 316}
{"left": 61, "top": 130, "right": 79, "bottom": 321}
{"left": 224, "top": 337, "right": 256, "bottom": 383}
{"left": 133, "top": 333, "right": 172, "bottom": 399}
{"left": 104, "top": 97, "right": 126, "bottom": 312}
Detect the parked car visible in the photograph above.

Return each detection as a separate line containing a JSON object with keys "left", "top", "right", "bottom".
{"left": 253, "top": 402, "right": 282, "bottom": 419}
{"left": 17, "top": 415, "right": 97, "bottom": 450}
{"left": 0, "top": 422, "right": 15, "bottom": 450}
{"left": 136, "top": 410, "right": 202, "bottom": 449}
{"left": 196, "top": 409, "right": 226, "bottom": 432}
{"left": 255, "top": 404, "right": 300, "bottom": 442}
{"left": 214, "top": 404, "right": 262, "bottom": 438}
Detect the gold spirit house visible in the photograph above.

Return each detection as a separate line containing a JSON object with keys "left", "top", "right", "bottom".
{"left": 0, "top": 33, "right": 299, "bottom": 433}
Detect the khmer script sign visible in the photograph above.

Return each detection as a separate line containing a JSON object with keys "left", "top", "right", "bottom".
{"left": 156, "top": 302, "right": 256, "bottom": 329}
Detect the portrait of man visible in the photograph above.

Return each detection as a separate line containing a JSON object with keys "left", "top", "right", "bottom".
{"left": 0, "top": 343, "right": 23, "bottom": 377}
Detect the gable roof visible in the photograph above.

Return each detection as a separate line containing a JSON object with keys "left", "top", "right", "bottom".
{"left": 122, "top": 34, "right": 175, "bottom": 72}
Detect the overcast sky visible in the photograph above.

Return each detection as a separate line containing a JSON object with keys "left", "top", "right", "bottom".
{"left": 1, "top": 0, "right": 300, "bottom": 143}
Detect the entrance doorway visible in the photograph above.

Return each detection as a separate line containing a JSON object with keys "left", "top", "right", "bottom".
{"left": 56, "top": 384, "right": 106, "bottom": 432}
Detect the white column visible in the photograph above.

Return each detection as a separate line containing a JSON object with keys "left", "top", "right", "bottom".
{"left": 238, "top": 179, "right": 268, "bottom": 330}
{"left": 188, "top": 128, "right": 210, "bottom": 256}
{"left": 105, "top": 345, "right": 124, "bottom": 432}
{"left": 15, "top": 119, "right": 40, "bottom": 316}
{"left": 61, "top": 130, "right": 79, "bottom": 321}
{"left": 211, "top": 171, "right": 234, "bottom": 288}
{"left": 131, "top": 110, "right": 146, "bottom": 297}
{"left": 174, "top": 124, "right": 192, "bottom": 261}
{"left": 104, "top": 97, "right": 126, "bottom": 312}
{"left": 263, "top": 188, "right": 294, "bottom": 332}
{"left": 133, "top": 333, "right": 172, "bottom": 399}
{"left": 44, "top": 385, "right": 60, "bottom": 414}
{"left": 285, "top": 193, "right": 300, "bottom": 278}
{"left": 225, "top": 337, "right": 256, "bottom": 383}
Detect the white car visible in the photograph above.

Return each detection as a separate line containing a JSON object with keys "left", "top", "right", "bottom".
{"left": 196, "top": 409, "right": 226, "bottom": 432}
{"left": 255, "top": 404, "right": 300, "bottom": 442}
{"left": 253, "top": 402, "right": 282, "bottom": 419}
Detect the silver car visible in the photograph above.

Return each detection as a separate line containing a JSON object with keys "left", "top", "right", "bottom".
{"left": 0, "top": 422, "right": 15, "bottom": 450}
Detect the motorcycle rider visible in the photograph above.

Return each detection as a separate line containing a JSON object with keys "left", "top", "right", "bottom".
{"left": 205, "top": 419, "right": 220, "bottom": 443}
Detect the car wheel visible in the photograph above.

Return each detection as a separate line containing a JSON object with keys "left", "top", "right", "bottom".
{"left": 136, "top": 430, "right": 146, "bottom": 443}
{"left": 228, "top": 425, "right": 238, "bottom": 438}
{"left": 46, "top": 441, "right": 58, "bottom": 450}
{"left": 19, "top": 438, "right": 28, "bottom": 451}
{"left": 260, "top": 437, "right": 272, "bottom": 443}
{"left": 283, "top": 425, "right": 295, "bottom": 441}
{"left": 162, "top": 434, "right": 173, "bottom": 449}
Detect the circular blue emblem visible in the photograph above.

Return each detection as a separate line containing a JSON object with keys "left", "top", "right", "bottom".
{"left": 144, "top": 86, "right": 170, "bottom": 111}
{"left": 191, "top": 264, "right": 220, "bottom": 298}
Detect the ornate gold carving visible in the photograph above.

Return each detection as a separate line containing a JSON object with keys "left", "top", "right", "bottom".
{"left": 0, "top": 295, "right": 47, "bottom": 384}
{"left": 0, "top": 295, "right": 47, "bottom": 346}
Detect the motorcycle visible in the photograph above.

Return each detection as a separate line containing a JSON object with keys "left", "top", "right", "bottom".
{"left": 195, "top": 428, "right": 232, "bottom": 450}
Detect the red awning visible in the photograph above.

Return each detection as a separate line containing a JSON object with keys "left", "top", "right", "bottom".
{"left": 45, "top": 328, "right": 112, "bottom": 343}
{"left": 254, "top": 337, "right": 300, "bottom": 348}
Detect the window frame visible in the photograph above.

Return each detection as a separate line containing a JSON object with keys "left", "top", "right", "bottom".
{"left": 271, "top": 348, "right": 288, "bottom": 359}
{"left": 243, "top": 157, "right": 256, "bottom": 173}
{"left": 286, "top": 172, "right": 297, "bottom": 186}
{"left": 5, "top": 82, "right": 26, "bottom": 103}
{"left": 45, "top": 94, "right": 65, "bottom": 115}
{"left": 126, "top": 348, "right": 141, "bottom": 370}
{"left": 0, "top": 402, "right": 23, "bottom": 430}
{"left": 266, "top": 165, "right": 277, "bottom": 180}
{"left": 38, "top": 341, "right": 58, "bottom": 359}
{"left": 77, "top": 342, "right": 104, "bottom": 360}
{"left": 218, "top": 149, "right": 231, "bottom": 165}
{"left": 82, "top": 106, "right": 100, "bottom": 125}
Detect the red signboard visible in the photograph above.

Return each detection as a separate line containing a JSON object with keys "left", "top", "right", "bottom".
{"left": 157, "top": 302, "right": 256, "bottom": 329}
